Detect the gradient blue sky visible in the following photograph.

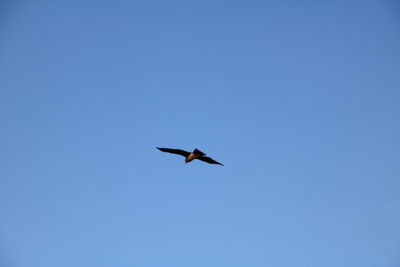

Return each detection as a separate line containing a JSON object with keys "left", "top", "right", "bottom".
{"left": 1, "top": 1, "right": 400, "bottom": 266}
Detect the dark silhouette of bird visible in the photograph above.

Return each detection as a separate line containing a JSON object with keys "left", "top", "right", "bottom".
{"left": 156, "top": 147, "right": 224, "bottom": 166}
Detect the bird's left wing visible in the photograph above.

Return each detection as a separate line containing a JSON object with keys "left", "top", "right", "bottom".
{"left": 156, "top": 147, "right": 190, "bottom": 157}
{"left": 197, "top": 156, "right": 224, "bottom": 166}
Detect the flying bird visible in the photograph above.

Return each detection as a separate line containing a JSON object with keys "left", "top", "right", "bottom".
{"left": 156, "top": 147, "right": 224, "bottom": 166}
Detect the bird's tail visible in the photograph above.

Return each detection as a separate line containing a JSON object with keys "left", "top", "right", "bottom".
{"left": 193, "top": 149, "right": 206, "bottom": 156}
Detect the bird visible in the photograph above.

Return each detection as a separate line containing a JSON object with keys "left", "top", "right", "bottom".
{"left": 156, "top": 147, "right": 224, "bottom": 166}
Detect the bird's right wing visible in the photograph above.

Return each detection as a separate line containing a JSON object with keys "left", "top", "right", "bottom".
{"left": 197, "top": 156, "right": 224, "bottom": 166}
{"left": 156, "top": 147, "right": 190, "bottom": 157}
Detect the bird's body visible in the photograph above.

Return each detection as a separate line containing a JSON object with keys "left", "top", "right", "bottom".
{"left": 156, "top": 147, "right": 223, "bottom": 166}
{"left": 185, "top": 153, "right": 197, "bottom": 163}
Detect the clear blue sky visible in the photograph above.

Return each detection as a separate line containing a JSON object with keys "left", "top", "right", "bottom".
{"left": 1, "top": 1, "right": 400, "bottom": 266}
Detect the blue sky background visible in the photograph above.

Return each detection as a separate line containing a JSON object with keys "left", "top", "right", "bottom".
{"left": 1, "top": 1, "right": 400, "bottom": 266}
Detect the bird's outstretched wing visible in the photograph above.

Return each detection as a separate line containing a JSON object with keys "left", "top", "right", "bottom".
{"left": 156, "top": 147, "right": 190, "bottom": 157}
{"left": 197, "top": 156, "right": 224, "bottom": 166}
